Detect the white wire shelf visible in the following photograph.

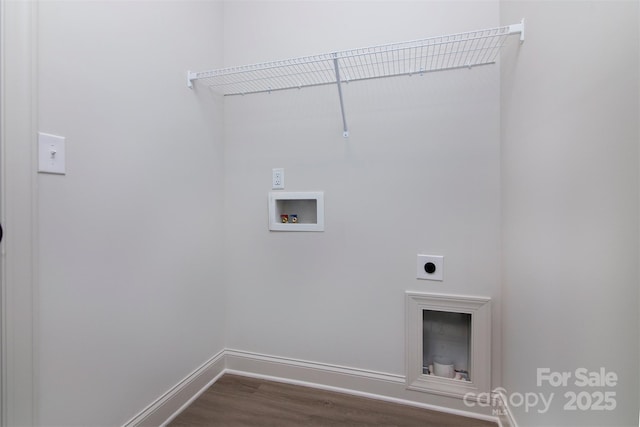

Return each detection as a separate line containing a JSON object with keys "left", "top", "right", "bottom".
{"left": 188, "top": 20, "right": 524, "bottom": 137}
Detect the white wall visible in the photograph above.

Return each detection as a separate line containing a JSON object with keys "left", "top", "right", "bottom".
{"left": 223, "top": 0, "right": 502, "bottom": 393}
{"left": 32, "top": 1, "right": 640, "bottom": 426}
{"left": 2, "top": 1, "right": 37, "bottom": 424}
{"left": 36, "top": 2, "right": 225, "bottom": 425}
{"left": 501, "top": 1, "right": 639, "bottom": 426}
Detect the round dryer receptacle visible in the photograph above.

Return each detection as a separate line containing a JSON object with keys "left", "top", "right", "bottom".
{"left": 424, "top": 262, "right": 436, "bottom": 274}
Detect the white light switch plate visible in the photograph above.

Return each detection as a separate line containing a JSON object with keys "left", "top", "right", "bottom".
{"left": 38, "top": 132, "right": 66, "bottom": 174}
{"left": 417, "top": 254, "right": 444, "bottom": 281}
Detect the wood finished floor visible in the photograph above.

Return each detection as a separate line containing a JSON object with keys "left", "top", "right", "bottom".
{"left": 168, "top": 374, "right": 497, "bottom": 426}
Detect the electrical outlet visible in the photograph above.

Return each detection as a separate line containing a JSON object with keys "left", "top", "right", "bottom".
{"left": 272, "top": 168, "right": 284, "bottom": 189}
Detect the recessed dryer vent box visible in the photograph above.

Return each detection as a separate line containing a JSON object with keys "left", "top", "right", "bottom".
{"left": 269, "top": 192, "right": 324, "bottom": 232}
{"left": 405, "top": 292, "right": 491, "bottom": 398}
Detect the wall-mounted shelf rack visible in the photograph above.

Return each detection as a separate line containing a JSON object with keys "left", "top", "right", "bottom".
{"left": 188, "top": 20, "right": 524, "bottom": 137}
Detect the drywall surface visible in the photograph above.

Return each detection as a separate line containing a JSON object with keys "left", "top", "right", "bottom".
{"left": 501, "top": 2, "right": 639, "bottom": 426}
{"left": 36, "top": 1, "right": 225, "bottom": 425}
{"left": 223, "top": 0, "right": 502, "bottom": 394}
{"left": 2, "top": 1, "right": 37, "bottom": 424}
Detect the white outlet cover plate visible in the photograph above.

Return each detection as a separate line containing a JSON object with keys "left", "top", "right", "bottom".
{"left": 416, "top": 254, "right": 444, "bottom": 281}
{"left": 38, "top": 132, "right": 66, "bottom": 174}
{"left": 272, "top": 168, "right": 284, "bottom": 189}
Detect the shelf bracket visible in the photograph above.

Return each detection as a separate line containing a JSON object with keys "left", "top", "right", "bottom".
{"left": 508, "top": 19, "right": 525, "bottom": 43}
{"left": 187, "top": 70, "right": 196, "bottom": 89}
{"left": 332, "top": 55, "right": 349, "bottom": 138}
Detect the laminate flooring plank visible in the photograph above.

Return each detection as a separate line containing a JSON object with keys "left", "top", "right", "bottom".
{"left": 169, "top": 374, "right": 497, "bottom": 427}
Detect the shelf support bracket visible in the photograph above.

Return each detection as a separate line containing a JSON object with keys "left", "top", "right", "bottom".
{"left": 332, "top": 55, "right": 349, "bottom": 138}
{"left": 187, "top": 70, "right": 196, "bottom": 89}
{"left": 508, "top": 19, "right": 525, "bottom": 43}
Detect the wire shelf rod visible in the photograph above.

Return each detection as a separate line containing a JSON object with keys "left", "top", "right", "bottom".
{"left": 207, "top": 60, "right": 497, "bottom": 97}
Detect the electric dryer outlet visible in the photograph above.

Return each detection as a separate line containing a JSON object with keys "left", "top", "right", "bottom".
{"left": 416, "top": 255, "right": 444, "bottom": 281}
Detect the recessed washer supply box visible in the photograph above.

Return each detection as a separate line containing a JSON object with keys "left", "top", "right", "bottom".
{"left": 269, "top": 192, "right": 324, "bottom": 232}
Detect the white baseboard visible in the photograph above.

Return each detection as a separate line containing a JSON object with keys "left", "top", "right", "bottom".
{"left": 124, "top": 349, "right": 505, "bottom": 427}
{"left": 224, "top": 349, "right": 499, "bottom": 424}
{"left": 493, "top": 391, "right": 519, "bottom": 427}
{"left": 123, "top": 350, "right": 225, "bottom": 427}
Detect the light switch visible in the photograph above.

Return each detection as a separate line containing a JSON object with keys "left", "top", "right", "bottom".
{"left": 38, "top": 132, "right": 66, "bottom": 174}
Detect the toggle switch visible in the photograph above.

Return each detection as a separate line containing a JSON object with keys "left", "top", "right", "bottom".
{"left": 417, "top": 254, "right": 444, "bottom": 281}
{"left": 38, "top": 132, "right": 66, "bottom": 174}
